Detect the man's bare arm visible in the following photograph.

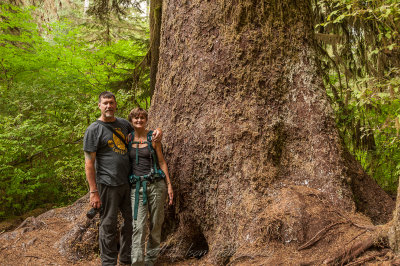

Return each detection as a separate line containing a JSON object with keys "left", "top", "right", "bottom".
{"left": 152, "top": 128, "right": 163, "bottom": 142}
{"left": 84, "top": 151, "right": 101, "bottom": 209}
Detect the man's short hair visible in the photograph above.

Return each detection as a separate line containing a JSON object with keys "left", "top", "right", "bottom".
{"left": 99, "top": 91, "right": 116, "bottom": 103}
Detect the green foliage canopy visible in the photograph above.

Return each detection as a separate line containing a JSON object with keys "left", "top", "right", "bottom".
{"left": 0, "top": 3, "right": 149, "bottom": 218}
{"left": 315, "top": 0, "right": 400, "bottom": 193}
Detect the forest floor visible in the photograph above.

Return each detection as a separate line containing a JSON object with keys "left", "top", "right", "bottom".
{"left": 0, "top": 192, "right": 398, "bottom": 266}
{"left": 0, "top": 195, "right": 193, "bottom": 266}
{"left": 0, "top": 195, "right": 100, "bottom": 266}
{"left": 0, "top": 216, "right": 100, "bottom": 266}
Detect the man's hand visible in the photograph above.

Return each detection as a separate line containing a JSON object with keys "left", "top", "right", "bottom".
{"left": 152, "top": 128, "right": 163, "bottom": 142}
{"left": 90, "top": 191, "right": 102, "bottom": 209}
{"left": 126, "top": 132, "right": 133, "bottom": 143}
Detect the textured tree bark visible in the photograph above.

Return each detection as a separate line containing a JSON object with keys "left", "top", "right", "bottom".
{"left": 389, "top": 183, "right": 400, "bottom": 253}
{"left": 149, "top": 0, "right": 394, "bottom": 264}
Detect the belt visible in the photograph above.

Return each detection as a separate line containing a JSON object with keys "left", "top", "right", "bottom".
{"left": 130, "top": 174, "right": 164, "bottom": 220}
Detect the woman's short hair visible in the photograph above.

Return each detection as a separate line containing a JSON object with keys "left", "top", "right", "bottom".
{"left": 128, "top": 107, "right": 148, "bottom": 122}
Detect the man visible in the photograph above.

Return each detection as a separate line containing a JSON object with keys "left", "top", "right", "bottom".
{"left": 83, "top": 91, "right": 162, "bottom": 265}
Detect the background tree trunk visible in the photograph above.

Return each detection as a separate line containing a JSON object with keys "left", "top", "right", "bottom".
{"left": 149, "top": 0, "right": 162, "bottom": 99}
{"left": 84, "top": 0, "right": 90, "bottom": 13}
{"left": 149, "top": 0, "right": 394, "bottom": 264}
{"left": 390, "top": 181, "right": 400, "bottom": 253}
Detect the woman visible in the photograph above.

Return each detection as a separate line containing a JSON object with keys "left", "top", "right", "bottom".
{"left": 128, "top": 107, "right": 173, "bottom": 266}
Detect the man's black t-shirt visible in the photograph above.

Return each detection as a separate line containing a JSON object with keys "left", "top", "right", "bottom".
{"left": 83, "top": 117, "right": 133, "bottom": 186}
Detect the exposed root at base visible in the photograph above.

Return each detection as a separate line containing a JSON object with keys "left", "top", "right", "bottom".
{"left": 325, "top": 236, "right": 374, "bottom": 265}
{"left": 298, "top": 221, "right": 347, "bottom": 251}
{"left": 322, "top": 226, "right": 391, "bottom": 266}
{"left": 345, "top": 251, "right": 387, "bottom": 266}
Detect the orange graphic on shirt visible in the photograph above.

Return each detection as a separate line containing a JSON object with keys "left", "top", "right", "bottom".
{"left": 107, "top": 128, "right": 127, "bottom": 154}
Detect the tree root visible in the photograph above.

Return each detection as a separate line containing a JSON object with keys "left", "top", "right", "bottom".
{"left": 297, "top": 214, "right": 391, "bottom": 265}
{"left": 323, "top": 235, "right": 375, "bottom": 265}
{"left": 226, "top": 254, "right": 272, "bottom": 266}
{"left": 345, "top": 251, "right": 386, "bottom": 266}
{"left": 298, "top": 221, "right": 347, "bottom": 251}
{"left": 297, "top": 209, "right": 386, "bottom": 265}
{"left": 322, "top": 225, "right": 390, "bottom": 265}
{"left": 333, "top": 210, "right": 374, "bottom": 231}
{"left": 346, "top": 230, "right": 367, "bottom": 245}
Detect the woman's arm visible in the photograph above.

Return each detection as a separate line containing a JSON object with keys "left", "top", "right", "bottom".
{"left": 154, "top": 141, "right": 173, "bottom": 205}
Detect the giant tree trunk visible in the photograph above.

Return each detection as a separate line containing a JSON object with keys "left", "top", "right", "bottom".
{"left": 149, "top": 0, "right": 394, "bottom": 264}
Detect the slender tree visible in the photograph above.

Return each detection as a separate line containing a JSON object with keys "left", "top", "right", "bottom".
{"left": 84, "top": 0, "right": 90, "bottom": 13}
{"left": 149, "top": 0, "right": 162, "bottom": 98}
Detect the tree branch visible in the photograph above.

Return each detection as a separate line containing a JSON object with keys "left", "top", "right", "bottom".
{"left": 8, "top": 137, "right": 83, "bottom": 166}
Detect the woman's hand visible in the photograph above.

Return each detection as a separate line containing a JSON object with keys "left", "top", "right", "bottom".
{"left": 167, "top": 183, "right": 173, "bottom": 205}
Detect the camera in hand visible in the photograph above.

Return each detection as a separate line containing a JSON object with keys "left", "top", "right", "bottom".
{"left": 87, "top": 207, "right": 101, "bottom": 219}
